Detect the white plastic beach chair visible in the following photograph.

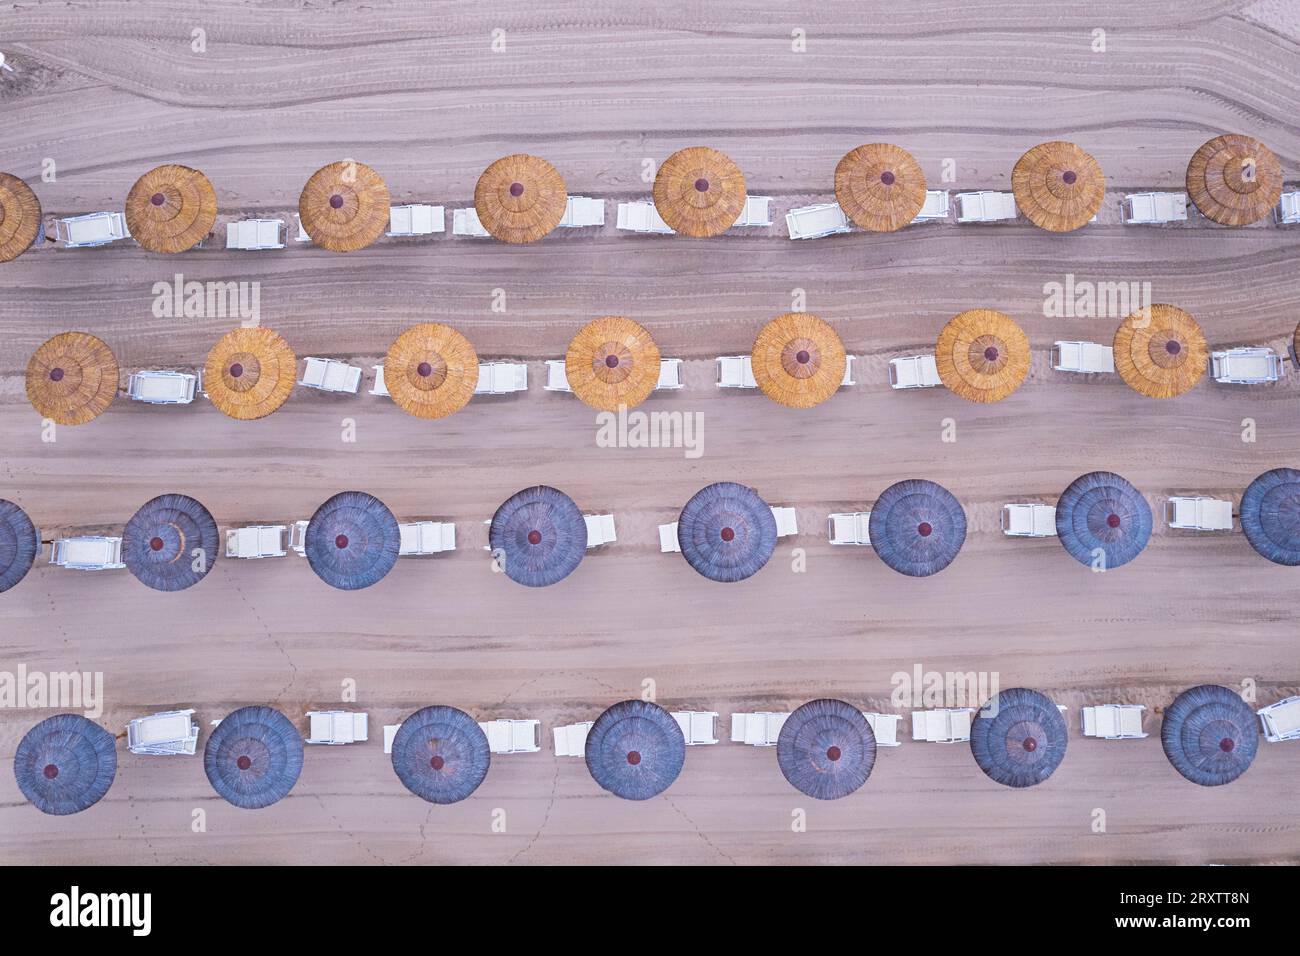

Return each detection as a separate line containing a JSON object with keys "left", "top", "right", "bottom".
{"left": 128, "top": 370, "right": 199, "bottom": 405}
{"left": 300, "top": 357, "right": 362, "bottom": 394}
{"left": 955, "top": 191, "right": 1018, "bottom": 223}
{"left": 50, "top": 536, "right": 124, "bottom": 570}
{"left": 584, "top": 514, "right": 617, "bottom": 548}
{"left": 1165, "top": 496, "right": 1233, "bottom": 531}
{"left": 1001, "top": 503, "right": 1058, "bottom": 537}
{"left": 911, "top": 708, "right": 974, "bottom": 743}
{"left": 305, "top": 711, "right": 369, "bottom": 745}
{"left": 289, "top": 520, "right": 308, "bottom": 556}
{"left": 716, "top": 355, "right": 758, "bottom": 388}
{"left": 452, "top": 207, "right": 491, "bottom": 238}
{"left": 1081, "top": 704, "right": 1146, "bottom": 739}
{"left": 474, "top": 362, "right": 528, "bottom": 394}
{"left": 862, "top": 712, "right": 902, "bottom": 747}
{"left": 544, "top": 360, "right": 571, "bottom": 392}
{"left": 828, "top": 512, "right": 871, "bottom": 545}
{"left": 397, "top": 521, "right": 455, "bottom": 555}
{"left": 383, "top": 724, "right": 400, "bottom": 754}
{"left": 730, "top": 712, "right": 790, "bottom": 747}
{"left": 1123, "top": 192, "right": 1189, "bottom": 225}
{"left": 225, "top": 219, "right": 285, "bottom": 250}
{"left": 387, "top": 204, "right": 445, "bottom": 237}
{"left": 1257, "top": 696, "right": 1300, "bottom": 742}
{"left": 294, "top": 214, "right": 311, "bottom": 243}
{"left": 732, "top": 196, "right": 773, "bottom": 227}
{"left": 888, "top": 354, "right": 942, "bottom": 389}
{"left": 478, "top": 718, "right": 542, "bottom": 754}
{"left": 615, "top": 200, "right": 674, "bottom": 234}
{"left": 658, "top": 522, "right": 681, "bottom": 553}
{"left": 1052, "top": 341, "right": 1115, "bottom": 374}
{"left": 552, "top": 721, "right": 593, "bottom": 757}
{"left": 225, "top": 525, "right": 288, "bottom": 559}
{"left": 672, "top": 711, "right": 720, "bottom": 745}
{"left": 127, "top": 709, "right": 199, "bottom": 755}
{"left": 656, "top": 358, "right": 684, "bottom": 390}
{"left": 785, "top": 202, "right": 851, "bottom": 239}
{"left": 55, "top": 212, "right": 130, "bottom": 248}
{"left": 0, "top": 52, "right": 13, "bottom": 74}
{"left": 771, "top": 507, "right": 798, "bottom": 538}
{"left": 1212, "top": 347, "right": 1283, "bottom": 384}
{"left": 913, "top": 190, "right": 950, "bottom": 223}
{"left": 558, "top": 196, "right": 605, "bottom": 228}
{"left": 369, "top": 365, "right": 390, "bottom": 397}
{"left": 1277, "top": 191, "right": 1300, "bottom": 226}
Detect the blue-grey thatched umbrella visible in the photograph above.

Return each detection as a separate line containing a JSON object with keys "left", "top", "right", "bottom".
{"left": 869, "top": 479, "right": 966, "bottom": 577}
{"left": 122, "top": 493, "right": 219, "bottom": 592}
{"left": 1240, "top": 467, "right": 1300, "bottom": 566}
{"left": 489, "top": 485, "right": 586, "bottom": 587}
{"left": 777, "top": 699, "right": 876, "bottom": 800}
{"left": 1161, "top": 685, "right": 1259, "bottom": 787}
{"left": 204, "top": 706, "right": 303, "bottom": 809}
{"left": 14, "top": 714, "right": 116, "bottom": 815}
{"left": 305, "top": 491, "right": 400, "bottom": 590}
{"left": 1056, "top": 471, "right": 1151, "bottom": 569}
{"left": 391, "top": 706, "right": 490, "bottom": 804}
{"left": 677, "top": 481, "right": 777, "bottom": 583}
{"left": 970, "top": 687, "right": 1068, "bottom": 788}
{"left": 585, "top": 700, "right": 685, "bottom": 800}
{"left": 0, "top": 498, "right": 39, "bottom": 594}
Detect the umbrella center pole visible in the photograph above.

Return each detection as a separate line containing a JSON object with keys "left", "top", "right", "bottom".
{"left": 626, "top": 750, "right": 641, "bottom": 765}
{"left": 43, "top": 763, "right": 59, "bottom": 779}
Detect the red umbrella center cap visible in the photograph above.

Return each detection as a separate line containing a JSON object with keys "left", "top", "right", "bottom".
{"left": 720, "top": 526, "right": 735, "bottom": 542}
{"left": 527, "top": 530, "right": 542, "bottom": 545}
{"left": 604, "top": 354, "right": 620, "bottom": 368}
{"left": 49, "top": 367, "right": 65, "bottom": 382}
{"left": 149, "top": 537, "right": 165, "bottom": 552}
{"left": 1022, "top": 737, "right": 1038, "bottom": 752}
{"left": 880, "top": 170, "right": 896, "bottom": 186}
{"left": 236, "top": 755, "right": 251, "bottom": 770}
{"left": 1062, "top": 170, "right": 1077, "bottom": 185}
{"left": 1166, "top": 340, "right": 1182, "bottom": 355}
{"left": 417, "top": 361, "right": 433, "bottom": 377}
{"left": 508, "top": 182, "right": 525, "bottom": 197}
{"left": 795, "top": 350, "right": 811, "bottom": 365}
{"left": 335, "top": 534, "right": 349, "bottom": 549}
{"left": 1107, "top": 514, "right": 1121, "bottom": 529}
{"left": 826, "top": 745, "right": 842, "bottom": 762}
{"left": 43, "top": 764, "right": 59, "bottom": 779}
{"left": 984, "top": 346, "right": 1000, "bottom": 362}
{"left": 430, "top": 755, "right": 445, "bottom": 770}
{"left": 626, "top": 750, "right": 641, "bottom": 765}
{"left": 1219, "top": 737, "right": 1235, "bottom": 753}
{"left": 694, "top": 178, "right": 710, "bottom": 192}
{"left": 329, "top": 194, "right": 344, "bottom": 209}
{"left": 229, "top": 363, "right": 244, "bottom": 378}
{"left": 917, "top": 522, "right": 933, "bottom": 537}
{"left": 150, "top": 192, "right": 166, "bottom": 206}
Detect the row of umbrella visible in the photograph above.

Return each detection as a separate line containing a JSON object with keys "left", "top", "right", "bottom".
{"left": 13, "top": 685, "right": 1263, "bottom": 816}
{"left": 4, "top": 468, "right": 1300, "bottom": 596}
{"left": 0, "top": 134, "right": 1284, "bottom": 263}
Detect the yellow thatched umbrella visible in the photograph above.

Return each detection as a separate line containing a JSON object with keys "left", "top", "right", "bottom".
{"left": 124, "top": 165, "right": 217, "bottom": 253}
{"left": 26, "top": 332, "right": 118, "bottom": 425}
{"left": 1011, "top": 142, "right": 1105, "bottom": 232}
{"left": 299, "top": 161, "right": 390, "bottom": 252}
{"left": 1186, "top": 134, "right": 1282, "bottom": 227}
{"left": 934, "top": 309, "right": 1030, "bottom": 403}
{"left": 565, "top": 316, "right": 662, "bottom": 412}
{"left": 0, "top": 173, "right": 42, "bottom": 263}
{"left": 834, "top": 144, "right": 927, "bottom": 232}
{"left": 653, "top": 147, "right": 746, "bottom": 237}
{"left": 1113, "top": 304, "right": 1207, "bottom": 399}
{"left": 474, "top": 154, "right": 568, "bottom": 244}
{"left": 384, "top": 323, "right": 479, "bottom": 420}
{"left": 204, "top": 327, "right": 296, "bottom": 420}
{"left": 751, "top": 313, "right": 847, "bottom": 409}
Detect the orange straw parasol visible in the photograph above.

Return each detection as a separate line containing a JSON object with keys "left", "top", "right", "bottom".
{"left": 383, "top": 323, "right": 479, "bottom": 420}
{"left": 1113, "top": 304, "right": 1207, "bottom": 399}
{"left": 0, "top": 173, "right": 42, "bottom": 263}
{"left": 26, "top": 332, "right": 119, "bottom": 425}
{"left": 652, "top": 147, "right": 746, "bottom": 237}
{"left": 1011, "top": 142, "right": 1105, "bottom": 232}
{"left": 564, "top": 316, "right": 662, "bottom": 412}
{"left": 1186, "top": 134, "right": 1282, "bottom": 227}
{"left": 124, "top": 164, "right": 217, "bottom": 253}
{"left": 934, "top": 309, "right": 1030, "bottom": 403}
{"left": 834, "top": 144, "right": 927, "bottom": 232}
{"left": 474, "top": 154, "right": 568, "bottom": 244}
{"left": 751, "top": 313, "right": 847, "bottom": 409}
{"left": 203, "top": 327, "right": 297, "bottom": 420}
{"left": 299, "top": 161, "right": 390, "bottom": 252}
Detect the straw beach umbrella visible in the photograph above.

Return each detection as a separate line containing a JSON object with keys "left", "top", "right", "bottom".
{"left": 124, "top": 164, "right": 217, "bottom": 253}
{"left": 203, "top": 327, "right": 296, "bottom": 421}
{"left": 1113, "top": 304, "right": 1207, "bottom": 399}
{"left": 391, "top": 706, "right": 490, "bottom": 805}
{"left": 123, "top": 494, "right": 219, "bottom": 592}
{"left": 834, "top": 144, "right": 927, "bottom": 232}
{"left": 490, "top": 486, "right": 586, "bottom": 588}
{"left": 652, "top": 147, "right": 746, "bottom": 237}
{"left": 204, "top": 706, "right": 303, "bottom": 809}
{"left": 565, "top": 316, "right": 661, "bottom": 412}
{"left": 677, "top": 481, "right": 777, "bottom": 583}
{"left": 0, "top": 172, "right": 42, "bottom": 263}
{"left": 869, "top": 479, "right": 966, "bottom": 577}
{"left": 26, "top": 332, "right": 118, "bottom": 425}
{"left": 474, "top": 154, "right": 568, "bottom": 244}
{"left": 0, "top": 499, "right": 39, "bottom": 595}
{"left": 777, "top": 699, "right": 876, "bottom": 801}
{"left": 384, "top": 323, "right": 479, "bottom": 420}
{"left": 970, "top": 688, "right": 1068, "bottom": 788}
{"left": 1055, "top": 471, "right": 1151, "bottom": 570}
{"left": 1240, "top": 467, "right": 1300, "bottom": 566}
{"left": 1011, "top": 141, "right": 1105, "bottom": 232}
{"left": 1162, "top": 685, "right": 1258, "bottom": 786}
{"left": 299, "top": 160, "right": 390, "bottom": 252}
{"left": 934, "top": 309, "right": 1030, "bottom": 403}
{"left": 585, "top": 700, "right": 685, "bottom": 801}
{"left": 1186, "top": 134, "right": 1282, "bottom": 227}
{"left": 751, "top": 313, "right": 847, "bottom": 409}
{"left": 14, "top": 714, "right": 116, "bottom": 815}
{"left": 304, "top": 491, "right": 400, "bottom": 591}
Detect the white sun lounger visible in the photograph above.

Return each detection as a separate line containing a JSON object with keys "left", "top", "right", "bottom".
{"left": 289, "top": 520, "right": 308, "bottom": 556}
{"left": 305, "top": 711, "right": 369, "bottom": 744}
{"left": 730, "top": 712, "right": 790, "bottom": 747}
{"left": 300, "top": 357, "right": 362, "bottom": 394}
{"left": 828, "top": 512, "right": 871, "bottom": 545}
{"left": 128, "top": 370, "right": 199, "bottom": 405}
{"left": 1165, "top": 496, "right": 1233, "bottom": 531}
{"left": 719, "top": 354, "right": 853, "bottom": 389}
{"left": 1212, "top": 347, "right": 1283, "bottom": 384}
{"left": 383, "top": 724, "right": 400, "bottom": 754}
{"left": 659, "top": 522, "right": 681, "bottom": 553}
{"left": 294, "top": 214, "right": 311, "bottom": 242}
{"left": 1081, "top": 704, "right": 1146, "bottom": 739}
{"left": 1277, "top": 191, "right": 1300, "bottom": 226}
{"left": 369, "top": 365, "right": 390, "bottom": 396}
{"left": 911, "top": 708, "right": 974, "bottom": 743}
{"left": 558, "top": 196, "right": 605, "bottom": 228}
{"left": 616, "top": 200, "right": 674, "bottom": 234}
{"left": 673, "top": 711, "right": 720, "bottom": 745}
{"left": 888, "top": 354, "right": 942, "bottom": 389}
{"left": 127, "top": 709, "right": 199, "bottom": 755}
{"left": 452, "top": 207, "right": 491, "bottom": 238}
{"left": 387, "top": 204, "right": 445, "bottom": 237}
{"left": 553, "top": 721, "right": 593, "bottom": 756}
{"left": 913, "top": 190, "right": 951, "bottom": 223}
{"left": 732, "top": 196, "right": 773, "bottom": 228}
{"left": 544, "top": 360, "right": 570, "bottom": 392}
{"left": 479, "top": 718, "right": 541, "bottom": 754}
{"left": 785, "top": 202, "right": 851, "bottom": 239}
{"left": 474, "top": 362, "right": 528, "bottom": 394}
{"left": 862, "top": 712, "right": 902, "bottom": 747}
{"left": 50, "top": 536, "right": 124, "bottom": 570}
{"left": 771, "top": 507, "right": 798, "bottom": 538}
{"left": 225, "top": 525, "right": 288, "bottom": 559}
{"left": 226, "top": 219, "right": 285, "bottom": 250}
{"left": 0, "top": 52, "right": 13, "bottom": 74}
{"left": 584, "top": 514, "right": 617, "bottom": 548}
{"left": 398, "top": 521, "right": 456, "bottom": 555}
{"left": 955, "top": 191, "right": 1018, "bottom": 223}
{"left": 1001, "top": 503, "right": 1058, "bottom": 537}
{"left": 1257, "top": 696, "right": 1300, "bottom": 742}
{"left": 1052, "top": 341, "right": 1115, "bottom": 374}
{"left": 55, "top": 212, "right": 130, "bottom": 248}
{"left": 1123, "top": 192, "right": 1188, "bottom": 225}
{"left": 656, "top": 358, "right": 683, "bottom": 389}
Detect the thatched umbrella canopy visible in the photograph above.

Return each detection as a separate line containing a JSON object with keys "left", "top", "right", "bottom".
{"left": 869, "top": 479, "right": 966, "bottom": 577}
{"left": 585, "top": 700, "right": 685, "bottom": 800}
{"left": 0, "top": 172, "right": 42, "bottom": 263}
{"left": 26, "top": 332, "right": 118, "bottom": 426}
{"left": 834, "top": 143, "right": 927, "bottom": 232}
{"left": 489, "top": 485, "right": 586, "bottom": 588}
{"left": 1055, "top": 471, "right": 1151, "bottom": 569}
{"left": 1162, "top": 685, "right": 1259, "bottom": 786}
{"left": 391, "top": 706, "right": 490, "bottom": 804}
{"left": 1186, "top": 134, "right": 1282, "bottom": 227}
{"left": 970, "top": 688, "right": 1068, "bottom": 788}
{"left": 0, "top": 499, "right": 39, "bottom": 595}
{"left": 204, "top": 706, "right": 303, "bottom": 809}
{"left": 652, "top": 147, "right": 746, "bottom": 237}
{"left": 298, "top": 160, "right": 390, "bottom": 252}
{"left": 565, "top": 316, "right": 662, "bottom": 412}
{"left": 122, "top": 494, "right": 219, "bottom": 592}
{"left": 777, "top": 699, "right": 876, "bottom": 800}
{"left": 677, "top": 481, "right": 777, "bottom": 583}
{"left": 14, "top": 714, "right": 116, "bottom": 815}
{"left": 304, "top": 491, "right": 400, "bottom": 591}
{"left": 934, "top": 309, "right": 1030, "bottom": 403}
{"left": 474, "top": 154, "right": 568, "bottom": 244}
{"left": 384, "top": 323, "right": 479, "bottom": 420}
{"left": 1011, "top": 141, "right": 1105, "bottom": 232}
{"left": 1113, "top": 304, "right": 1207, "bottom": 399}
{"left": 1240, "top": 467, "right": 1300, "bottom": 566}
{"left": 751, "top": 313, "right": 847, "bottom": 409}
{"left": 124, "top": 164, "right": 217, "bottom": 253}
{"left": 203, "top": 327, "right": 296, "bottom": 421}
